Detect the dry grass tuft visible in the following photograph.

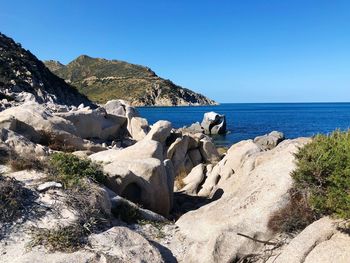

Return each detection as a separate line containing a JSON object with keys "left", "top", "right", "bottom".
{"left": 268, "top": 188, "right": 315, "bottom": 234}
{"left": 0, "top": 175, "right": 34, "bottom": 223}
{"left": 174, "top": 168, "right": 187, "bottom": 190}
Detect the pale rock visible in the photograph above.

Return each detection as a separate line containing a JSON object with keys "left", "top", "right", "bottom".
{"left": 199, "top": 137, "right": 220, "bottom": 164}
{"left": 145, "top": 120, "right": 172, "bottom": 143}
{"left": 55, "top": 107, "right": 127, "bottom": 140}
{"left": 201, "top": 111, "right": 226, "bottom": 135}
{"left": 37, "top": 181, "right": 62, "bottom": 192}
{"left": 0, "top": 128, "right": 49, "bottom": 157}
{"left": 181, "top": 164, "right": 205, "bottom": 195}
{"left": 168, "top": 136, "right": 189, "bottom": 175}
{"left": 254, "top": 131, "right": 285, "bottom": 151}
{"left": 304, "top": 232, "right": 350, "bottom": 263}
{"left": 198, "top": 139, "right": 261, "bottom": 197}
{"left": 89, "top": 227, "right": 165, "bottom": 263}
{"left": 104, "top": 99, "right": 128, "bottom": 116}
{"left": 90, "top": 139, "right": 171, "bottom": 216}
{"left": 269, "top": 217, "right": 337, "bottom": 263}
{"left": 176, "top": 138, "right": 311, "bottom": 263}
{"left": 129, "top": 117, "right": 150, "bottom": 140}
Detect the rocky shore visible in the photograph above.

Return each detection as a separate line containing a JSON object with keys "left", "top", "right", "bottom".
{"left": 1, "top": 32, "right": 349, "bottom": 263}
{"left": 0, "top": 94, "right": 349, "bottom": 263}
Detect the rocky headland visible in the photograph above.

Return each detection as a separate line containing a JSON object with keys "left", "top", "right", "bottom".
{"left": 44, "top": 55, "right": 217, "bottom": 106}
{"left": 0, "top": 33, "right": 349, "bottom": 263}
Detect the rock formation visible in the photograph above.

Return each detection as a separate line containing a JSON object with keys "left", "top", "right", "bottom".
{"left": 181, "top": 111, "right": 227, "bottom": 135}
{"left": 0, "top": 32, "right": 348, "bottom": 263}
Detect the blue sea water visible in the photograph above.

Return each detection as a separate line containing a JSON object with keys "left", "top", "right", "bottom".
{"left": 138, "top": 103, "right": 350, "bottom": 147}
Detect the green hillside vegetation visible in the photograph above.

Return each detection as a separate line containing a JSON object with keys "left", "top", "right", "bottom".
{"left": 45, "top": 55, "right": 216, "bottom": 106}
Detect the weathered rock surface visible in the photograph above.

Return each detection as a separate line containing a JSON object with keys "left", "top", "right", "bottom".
{"left": 0, "top": 128, "right": 50, "bottom": 157}
{"left": 145, "top": 120, "right": 172, "bottom": 143}
{"left": 180, "top": 164, "right": 205, "bottom": 195}
{"left": 88, "top": 226, "right": 165, "bottom": 263}
{"left": 90, "top": 139, "right": 172, "bottom": 216}
{"left": 176, "top": 138, "right": 311, "bottom": 263}
{"left": 0, "top": 102, "right": 128, "bottom": 151}
{"left": 55, "top": 107, "right": 127, "bottom": 140}
{"left": 201, "top": 111, "right": 226, "bottom": 135}
{"left": 254, "top": 131, "right": 285, "bottom": 150}
{"left": 181, "top": 111, "right": 226, "bottom": 135}
{"left": 0, "top": 170, "right": 164, "bottom": 263}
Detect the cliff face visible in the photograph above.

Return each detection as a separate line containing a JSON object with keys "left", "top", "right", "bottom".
{"left": 45, "top": 55, "right": 217, "bottom": 106}
{"left": 0, "top": 33, "right": 92, "bottom": 106}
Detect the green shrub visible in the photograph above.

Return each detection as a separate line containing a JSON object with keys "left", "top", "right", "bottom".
{"left": 49, "top": 153, "right": 107, "bottom": 188}
{"left": 292, "top": 130, "right": 350, "bottom": 219}
{"left": 112, "top": 203, "right": 142, "bottom": 224}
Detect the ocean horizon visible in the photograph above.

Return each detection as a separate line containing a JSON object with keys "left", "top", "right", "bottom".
{"left": 138, "top": 102, "right": 350, "bottom": 146}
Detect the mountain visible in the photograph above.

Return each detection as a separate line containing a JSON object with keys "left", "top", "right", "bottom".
{"left": 0, "top": 33, "right": 92, "bottom": 106}
{"left": 44, "top": 55, "right": 217, "bottom": 106}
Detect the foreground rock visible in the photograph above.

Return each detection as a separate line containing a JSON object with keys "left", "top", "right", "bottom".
{"left": 267, "top": 217, "right": 350, "bottom": 263}
{"left": 90, "top": 138, "right": 172, "bottom": 216}
{"left": 175, "top": 138, "right": 311, "bottom": 263}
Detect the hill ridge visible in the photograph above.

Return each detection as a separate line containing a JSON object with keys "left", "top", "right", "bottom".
{"left": 45, "top": 56, "right": 217, "bottom": 106}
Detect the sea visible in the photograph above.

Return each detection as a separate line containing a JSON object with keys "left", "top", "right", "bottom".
{"left": 138, "top": 103, "right": 350, "bottom": 147}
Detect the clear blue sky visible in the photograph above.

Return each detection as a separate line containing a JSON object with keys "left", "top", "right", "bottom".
{"left": 2, "top": 0, "right": 350, "bottom": 103}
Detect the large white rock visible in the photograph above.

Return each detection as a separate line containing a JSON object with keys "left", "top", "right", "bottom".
{"left": 0, "top": 102, "right": 105, "bottom": 151}
{"left": 90, "top": 139, "right": 171, "bottom": 216}
{"left": 55, "top": 107, "right": 127, "bottom": 140}
{"left": 198, "top": 139, "right": 261, "bottom": 197}
{"left": 145, "top": 120, "right": 172, "bottom": 143}
{"left": 129, "top": 116, "right": 150, "bottom": 141}
{"left": 176, "top": 138, "right": 310, "bottom": 263}
{"left": 268, "top": 217, "right": 337, "bottom": 263}
{"left": 181, "top": 164, "right": 205, "bottom": 195}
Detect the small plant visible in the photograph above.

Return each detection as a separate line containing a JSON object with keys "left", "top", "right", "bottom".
{"left": 29, "top": 224, "right": 87, "bottom": 252}
{"left": 292, "top": 130, "right": 350, "bottom": 219}
{"left": 0, "top": 175, "right": 33, "bottom": 223}
{"left": 29, "top": 186, "right": 110, "bottom": 252}
{"left": 49, "top": 152, "right": 107, "bottom": 188}
{"left": 112, "top": 203, "right": 142, "bottom": 224}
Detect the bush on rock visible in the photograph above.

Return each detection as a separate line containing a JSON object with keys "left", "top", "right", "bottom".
{"left": 292, "top": 130, "right": 350, "bottom": 219}
{"left": 49, "top": 153, "right": 107, "bottom": 188}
